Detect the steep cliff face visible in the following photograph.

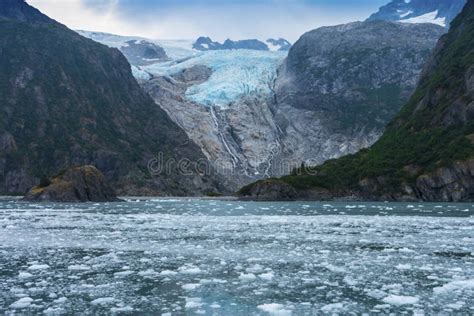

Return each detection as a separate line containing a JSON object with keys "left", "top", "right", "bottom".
{"left": 0, "top": 0, "right": 222, "bottom": 196}
{"left": 240, "top": 1, "right": 474, "bottom": 202}
{"left": 273, "top": 21, "right": 445, "bottom": 166}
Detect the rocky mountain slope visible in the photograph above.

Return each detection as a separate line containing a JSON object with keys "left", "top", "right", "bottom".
{"left": 193, "top": 37, "right": 291, "bottom": 51}
{"left": 273, "top": 21, "right": 445, "bottom": 167}
{"left": 76, "top": 31, "right": 169, "bottom": 66}
{"left": 240, "top": 0, "right": 474, "bottom": 202}
{"left": 0, "top": 0, "right": 222, "bottom": 196}
{"left": 368, "top": 0, "right": 466, "bottom": 28}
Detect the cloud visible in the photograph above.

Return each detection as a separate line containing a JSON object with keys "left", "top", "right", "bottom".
{"left": 26, "top": 0, "right": 386, "bottom": 42}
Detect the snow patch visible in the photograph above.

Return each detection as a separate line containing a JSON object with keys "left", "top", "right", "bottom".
{"left": 399, "top": 10, "right": 446, "bottom": 27}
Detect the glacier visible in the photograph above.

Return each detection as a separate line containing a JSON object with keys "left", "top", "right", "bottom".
{"left": 143, "top": 50, "right": 287, "bottom": 108}
{"left": 77, "top": 30, "right": 288, "bottom": 108}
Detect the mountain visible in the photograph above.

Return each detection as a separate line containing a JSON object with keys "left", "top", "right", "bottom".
{"left": 272, "top": 21, "right": 444, "bottom": 168}
{"left": 240, "top": 0, "right": 474, "bottom": 202}
{"left": 193, "top": 36, "right": 291, "bottom": 51}
{"left": 134, "top": 21, "right": 443, "bottom": 190}
{"left": 367, "top": 0, "right": 466, "bottom": 28}
{"left": 79, "top": 21, "right": 444, "bottom": 192}
{"left": 0, "top": 0, "right": 222, "bottom": 195}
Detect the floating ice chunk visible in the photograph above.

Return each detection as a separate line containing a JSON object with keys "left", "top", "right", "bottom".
{"left": 54, "top": 297, "right": 67, "bottom": 304}
{"left": 138, "top": 269, "right": 156, "bottom": 277}
{"left": 10, "top": 297, "right": 33, "bottom": 309}
{"left": 178, "top": 266, "right": 202, "bottom": 275}
{"left": 18, "top": 272, "right": 33, "bottom": 279}
{"left": 258, "top": 303, "right": 292, "bottom": 316}
{"left": 159, "top": 270, "right": 178, "bottom": 276}
{"left": 246, "top": 264, "right": 264, "bottom": 273}
{"left": 28, "top": 264, "right": 49, "bottom": 270}
{"left": 433, "top": 279, "right": 474, "bottom": 295}
{"left": 111, "top": 306, "right": 134, "bottom": 312}
{"left": 185, "top": 297, "right": 203, "bottom": 309}
{"left": 239, "top": 273, "right": 257, "bottom": 282}
{"left": 323, "top": 264, "right": 346, "bottom": 273}
{"left": 91, "top": 297, "right": 115, "bottom": 305}
{"left": 382, "top": 295, "right": 419, "bottom": 305}
{"left": 114, "top": 270, "right": 134, "bottom": 277}
{"left": 320, "top": 303, "right": 344, "bottom": 313}
{"left": 395, "top": 264, "right": 412, "bottom": 270}
{"left": 259, "top": 271, "right": 275, "bottom": 281}
{"left": 446, "top": 302, "right": 465, "bottom": 310}
{"left": 365, "top": 289, "right": 387, "bottom": 299}
{"left": 182, "top": 283, "right": 201, "bottom": 290}
{"left": 68, "top": 265, "right": 91, "bottom": 271}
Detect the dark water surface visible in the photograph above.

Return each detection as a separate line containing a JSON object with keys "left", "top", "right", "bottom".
{"left": 0, "top": 198, "right": 472, "bottom": 314}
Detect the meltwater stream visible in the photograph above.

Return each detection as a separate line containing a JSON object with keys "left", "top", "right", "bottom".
{"left": 0, "top": 198, "right": 472, "bottom": 314}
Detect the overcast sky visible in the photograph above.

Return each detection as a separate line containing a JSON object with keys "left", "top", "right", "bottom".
{"left": 27, "top": 0, "right": 389, "bottom": 42}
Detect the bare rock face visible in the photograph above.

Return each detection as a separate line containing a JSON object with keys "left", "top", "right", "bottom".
{"left": 23, "top": 166, "right": 120, "bottom": 202}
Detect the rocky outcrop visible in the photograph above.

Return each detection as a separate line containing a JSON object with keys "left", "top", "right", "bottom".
{"left": 239, "top": 179, "right": 298, "bottom": 200}
{"left": 119, "top": 40, "right": 168, "bottom": 66}
{"left": 414, "top": 159, "right": 474, "bottom": 201}
{"left": 23, "top": 166, "right": 120, "bottom": 202}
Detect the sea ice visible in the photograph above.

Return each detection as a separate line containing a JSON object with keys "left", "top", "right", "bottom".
{"left": 382, "top": 295, "right": 420, "bottom": 306}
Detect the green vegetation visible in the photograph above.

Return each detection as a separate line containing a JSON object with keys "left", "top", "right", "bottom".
{"left": 0, "top": 17, "right": 208, "bottom": 194}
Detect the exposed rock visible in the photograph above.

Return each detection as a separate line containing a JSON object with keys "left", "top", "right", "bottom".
{"left": 414, "top": 159, "right": 474, "bottom": 201}
{"left": 271, "top": 21, "right": 444, "bottom": 167}
{"left": 23, "top": 165, "right": 120, "bottom": 202}
{"left": 192, "top": 36, "right": 291, "bottom": 51}
{"left": 119, "top": 40, "right": 168, "bottom": 66}
{"left": 240, "top": 179, "right": 298, "bottom": 200}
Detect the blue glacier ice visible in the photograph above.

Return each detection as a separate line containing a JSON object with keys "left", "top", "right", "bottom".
{"left": 143, "top": 50, "right": 287, "bottom": 107}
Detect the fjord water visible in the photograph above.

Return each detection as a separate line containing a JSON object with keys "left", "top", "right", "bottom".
{"left": 0, "top": 198, "right": 472, "bottom": 314}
